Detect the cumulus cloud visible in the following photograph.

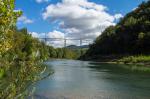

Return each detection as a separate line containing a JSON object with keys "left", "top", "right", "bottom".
{"left": 47, "top": 30, "right": 64, "bottom": 38}
{"left": 38, "top": 0, "right": 123, "bottom": 47}
{"left": 29, "top": 32, "right": 39, "bottom": 38}
{"left": 132, "top": 7, "right": 138, "bottom": 11}
{"left": 42, "top": 0, "right": 123, "bottom": 39}
{"left": 29, "top": 32, "right": 46, "bottom": 39}
{"left": 29, "top": 31, "right": 64, "bottom": 47}
{"left": 35, "top": 0, "right": 49, "bottom": 3}
{"left": 114, "top": 14, "right": 123, "bottom": 20}
{"left": 18, "top": 15, "right": 33, "bottom": 24}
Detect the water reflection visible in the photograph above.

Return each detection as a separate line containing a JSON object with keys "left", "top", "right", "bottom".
{"left": 31, "top": 60, "right": 150, "bottom": 99}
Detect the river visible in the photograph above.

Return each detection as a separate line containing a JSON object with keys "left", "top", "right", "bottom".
{"left": 31, "top": 59, "right": 150, "bottom": 99}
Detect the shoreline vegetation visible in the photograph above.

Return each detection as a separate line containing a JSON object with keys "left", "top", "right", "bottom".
{"left": 82, "top": 55, "right": 150, "bottom": 65}
{"left": 81, "top": 55, "right": 150, "bottom": 72}
{"left": 0, "top": 1, "right": 84, "bottom": 98}
{"left": 0, "top": 0, "right": 79, "bottom": 98}
{"left": 80, "top": 1, "right": 150, "bottom": 72}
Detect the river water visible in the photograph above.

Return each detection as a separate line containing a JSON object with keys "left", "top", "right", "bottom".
{"left": 31, "top": 59, "right": 150, "bottom": 99}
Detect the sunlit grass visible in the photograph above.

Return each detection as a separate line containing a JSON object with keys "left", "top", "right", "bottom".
{"left": 118, "top": 55, "right": 150, "bottom": 63}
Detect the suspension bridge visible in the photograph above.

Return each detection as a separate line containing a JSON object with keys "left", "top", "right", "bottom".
{"left": 36, "top": 25, "right": 107, "bottom": 47}
{"left": 38, "top": 37, "right": 94, "bottom": 47}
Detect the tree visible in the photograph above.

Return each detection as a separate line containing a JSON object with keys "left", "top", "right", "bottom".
{"left": 0, "top": 0, "right": 22, "bottom": 55}
{"left": 82, "top": 0, "right": 150, "bottom": 59}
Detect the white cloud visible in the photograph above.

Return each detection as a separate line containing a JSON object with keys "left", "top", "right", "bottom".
{"left": 47, "top": 30, "right": 64, "bottom": 38}
{"left": 42, "top": 0, "right": 123, "bottom": 40}
{"left": 35, "top": 0, "right": 49, "bottom": 3}
{"left": 47, "top": 31, "right": 66, "bottom": 47}
{"left": 29, "top": 31, "right": 65, "bottom": 47}
{"left": 132, "top": 7, "right": 137, "bottom": 11}
{"left": 29, "top": 32, "right": 45, "bottom": 38}
{"left": 36, "top": 0, "right": 124, "bottom": 47}
{"left": 29, "top": 30, "right": 87, "bottom": 47}
{"left": 114, "top": 14, "right": 123, "bottom": 20}
{"left": 29, "top": 32, "right": 39, "bottom": 38}
{"left": 18, "top": 15, "right": 33, "bottom": 24}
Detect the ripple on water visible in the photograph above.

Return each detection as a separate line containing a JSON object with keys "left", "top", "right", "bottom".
{"left": 30, "top": 60, "right": 150, "bottom": 99}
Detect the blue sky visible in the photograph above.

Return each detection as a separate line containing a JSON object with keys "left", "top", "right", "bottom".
{"left": 15, "top": 0, "right": 146, "bottom": 47}
{"left": 16, "top": 0, "right": 145, "bottom": 33}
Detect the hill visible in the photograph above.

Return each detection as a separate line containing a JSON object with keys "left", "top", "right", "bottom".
{"left": 65, "top": 45, "right": 89, "bottom": 49}
{"left": 81, "top": 1, "right": 150, "bottom": 62}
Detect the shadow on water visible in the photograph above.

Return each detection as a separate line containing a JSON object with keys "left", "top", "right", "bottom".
{"left": 30, "top": 60, "right": 150, "bottom": 99}
{"left": 88, "top": 62, "right": 150, "bottom": 92}
{"left": 88, "top": 62, "right": 150, "bottom": 74}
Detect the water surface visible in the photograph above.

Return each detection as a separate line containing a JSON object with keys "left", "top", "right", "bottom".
{"left": 31, "top": 59, "right": 150, "bottom": 99}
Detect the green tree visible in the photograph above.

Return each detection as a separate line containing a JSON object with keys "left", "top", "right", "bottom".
{"left": 82, "top": 0, "right": 150, "bottom": 59}
{"left": 0, "top": 0, "right": 22, "bottom": 55}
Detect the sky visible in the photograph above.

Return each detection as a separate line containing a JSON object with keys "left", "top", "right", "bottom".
{"left": 16, "top": 0, "right": 146, "bottom": 47}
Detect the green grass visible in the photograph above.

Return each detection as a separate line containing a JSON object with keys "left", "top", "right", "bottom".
{"left": 115, "top": 55, "right": 150, "bottom": 72}
{"left": 118, "top": 55, "right": 150, "bottom": 64}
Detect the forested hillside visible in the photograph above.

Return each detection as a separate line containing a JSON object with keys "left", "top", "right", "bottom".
{"left": 81, "top": 1, "right": 150, "bottom": 61}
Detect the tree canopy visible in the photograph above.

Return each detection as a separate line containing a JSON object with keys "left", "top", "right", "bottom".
{"left": 81, "top": 1, "right": 150, "bottom": 59}
{"left": 0, "top": 0, "right": 82, "bottom": 98}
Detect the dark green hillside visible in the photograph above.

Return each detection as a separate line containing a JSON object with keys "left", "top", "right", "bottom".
{"left": 81, "top": 1, "right": 150, "bottom": 61}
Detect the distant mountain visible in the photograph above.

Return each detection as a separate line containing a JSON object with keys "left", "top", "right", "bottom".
{"left": 65, "top": 45, "right": 89, "bottom": 49}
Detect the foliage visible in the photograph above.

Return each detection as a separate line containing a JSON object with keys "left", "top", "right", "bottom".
{"left": 118, "top": 55, "right": 150, "bottom": 64}
{"left": 0, "top": 0, "right": 22, "bottom": 55}
{"left": 49, "top": 48, "right": 86, "bottom": 59}
{"left": 0, "top": 62, "right": 50, "bottom": 99}
{"left": 0, "top": 1, "right": 84, "bottom": 98}
{"left": 0, "top": 27, "right": 54, "bottom": 98}
{"left": 0, "top": 0, "right": 52, "bottom": 98}
{"left": 82, "top": 1, "right": 150, "bottom": 60}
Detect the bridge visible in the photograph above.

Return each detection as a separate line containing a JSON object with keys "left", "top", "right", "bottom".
{"left": 38, "top": 37, "right": 94, "bottom": 47}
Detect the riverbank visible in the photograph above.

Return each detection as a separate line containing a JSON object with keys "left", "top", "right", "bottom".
{"left": 81, "top": 55, "right": 150, "bottom": 72}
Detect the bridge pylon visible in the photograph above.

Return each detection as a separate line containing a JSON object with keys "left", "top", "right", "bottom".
{"left": 64, "top": 39, "right": 67, "bottom": 48}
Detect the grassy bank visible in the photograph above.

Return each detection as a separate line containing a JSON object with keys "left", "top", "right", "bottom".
{"left": 117, "top": 55, "right": 150, "bottom": 66}
{"left": 107, "top": 55, "right": 150, "bottom": 72}
{"left": 81, "top": 55, "right": 150, "bottom": 72}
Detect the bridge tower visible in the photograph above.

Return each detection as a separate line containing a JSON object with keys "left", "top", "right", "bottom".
{"left": 64, "top": 39, "right": 67, "bottom": 47}
{"left": 80, "top": 38, "right": 82, "bottom": 46}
